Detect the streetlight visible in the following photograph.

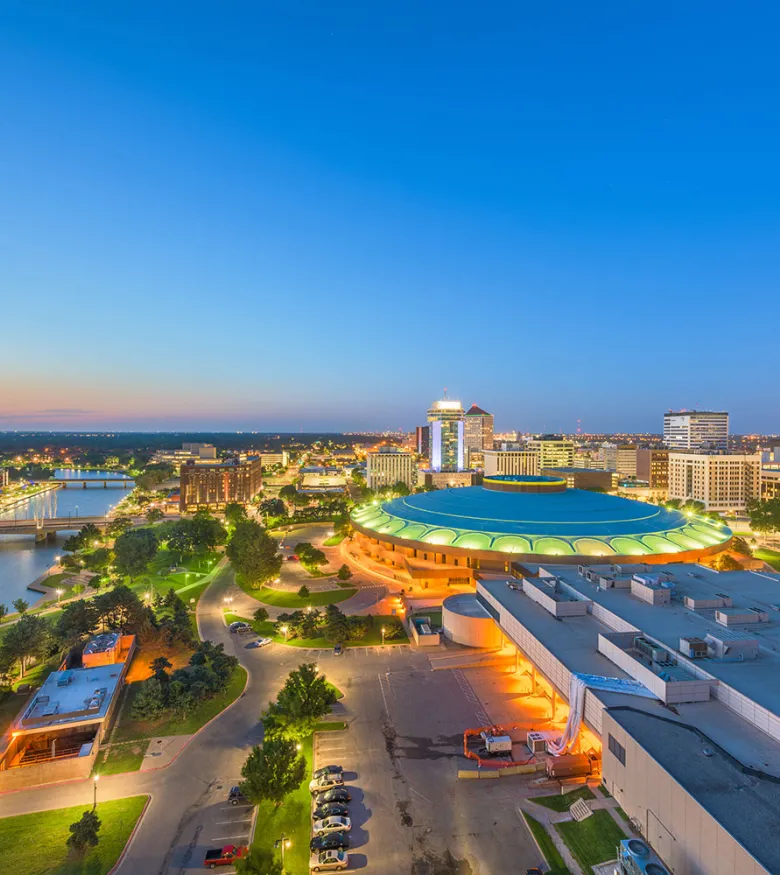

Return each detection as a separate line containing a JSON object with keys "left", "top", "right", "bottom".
{"left": 281, "top": 624, "right": 289, "bottom": 642}
{"left": 274, "top": 834, "right": 291, "bottom": 867}
{"left": 56, "top": 588, "right": 63, "bottom": 604}
{"left": 381, "top": 626, "right": 386, "bottom": 646}
{"left": 93, "top": 774, "right": 100, "bottom": 809}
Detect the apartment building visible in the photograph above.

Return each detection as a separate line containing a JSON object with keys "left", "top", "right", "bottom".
{"left": 366, "top": 447, "right": 416, "bottom": 491}
{"left": 483, "top": 449, "right": 540, "bottom": 478}
{"left": 668, "top": 451, "right": 761, "bottom": 512}
{"left": 179, "top": 456, "right": 263, "bottom": 510}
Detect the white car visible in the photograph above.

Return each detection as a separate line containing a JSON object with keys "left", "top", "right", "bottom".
{"left": 247, "top": 637, "right": 272, "bottom": 649}
{"left": 309, "top": 773, "right": 344, "bottom": 794}
{"left": 312, "top": 816, "right": 351, "bottom": 836}
{"left": 309, "top": 849, "right": 348, "bottom": 871}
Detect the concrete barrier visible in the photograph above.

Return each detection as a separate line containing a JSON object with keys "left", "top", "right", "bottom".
{"left": 457, "top": 761, "right": 546, "bottom": 780}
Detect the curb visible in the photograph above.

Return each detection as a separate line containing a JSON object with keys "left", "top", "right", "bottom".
{"left": 519, "top": 809, "right": 553, "bottom": 873}
{"left": 106, "top": 793, "right": 153, "bottom": 875}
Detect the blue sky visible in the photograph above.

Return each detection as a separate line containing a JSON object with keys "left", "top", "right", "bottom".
{"left": 2, "top": 1, "right": 778, "bottom": 433}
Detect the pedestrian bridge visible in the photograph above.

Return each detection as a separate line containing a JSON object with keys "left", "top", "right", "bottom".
{"left": 34, "top": 478, "right": 135, "bottom": 489}
{"left": 0, "top": 516, "right": 111, "bottom": 541}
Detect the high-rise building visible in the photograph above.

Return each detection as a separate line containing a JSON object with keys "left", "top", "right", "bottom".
{"left": 415, "top": 425, "right": 430, "bottom": 460}
{"left": 483, "top": 450, "right": 540, "bottom": 477}
{"left": 464, "top": 404, "right": 494, "bottom": 451}
{"left": 664, "top": 411, "right": 729, "bottom": 451}
{"left": 179, "top": 457, "right": 263, "bottom": 511}
{"left": 427, "top": 397, "right": 465, "bottom": 472}
{"left": 366, "top": 447, "right": 416, "bottom": 491}
{"left": 616, "top": 445, "right": 638, "bottom": 478}
{"left": 527, "top": 436, "right": 575, "bottom": 470}
{"left": 0, "top": 468, "right": 8, "bottom": 489}
{"left": 636, "top": 449, "right": 669, "bottom": 491}
{"left": 668, "top": 451, "right": 760, "bottom": 512}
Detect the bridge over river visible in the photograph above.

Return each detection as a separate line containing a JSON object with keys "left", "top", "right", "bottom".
{"left": 0, "top": 516, "right": 113, "bottom": 541}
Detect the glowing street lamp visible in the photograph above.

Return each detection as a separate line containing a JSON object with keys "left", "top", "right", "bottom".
{"left": 281, "top": 624, "right": 289, "bottom": 642}
{"left": 56, "top": 588, "right": 63, "bottom": 604}
{"left": 381, "top": 626, "right": 386, "bottom": 646}
{"left": 93, "top": 774, "right": 100, "bottom": 809}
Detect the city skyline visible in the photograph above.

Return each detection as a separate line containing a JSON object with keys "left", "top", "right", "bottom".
{"left": 3, "top": 2, "right": 780, "bottom": 432}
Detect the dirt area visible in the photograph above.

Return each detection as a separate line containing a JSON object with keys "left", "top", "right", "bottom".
{"left": 124, "top": 640, "right": 193, "bottom": 682}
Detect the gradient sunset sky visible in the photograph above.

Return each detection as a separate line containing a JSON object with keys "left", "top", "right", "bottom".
{"left": 2, "top": 2, "right": 779, "bottom": 433}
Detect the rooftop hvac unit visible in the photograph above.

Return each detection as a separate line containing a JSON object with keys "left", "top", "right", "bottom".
{"left": 679, "top": 637, "right": 708, "bottom": 659}
{"left": 618, "top": 838, "right": 671, "bottom": 875}
{"left": 634, "top": 637, "right": 669, "bottom": 663}
{"left": 526, "top": 730, "right": 558, "bottom": 755}
{"left": 57, "top": 671, "right": 73, "bottom": 687}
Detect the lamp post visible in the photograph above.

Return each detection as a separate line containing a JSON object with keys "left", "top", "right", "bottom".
{"left": 56, "top": 588, "right": 63, "bottom": 604}
{"left": 281, "top": 624, "right": 289, "bottom": 643}
{"left": 93, "top": 774, "right": 99, "bottom": 809}
{"left": 381, "top": 626, "right": 386, "bottom": 646}
{"left": 275, "top": 834, "right": 291, "bottom": 867}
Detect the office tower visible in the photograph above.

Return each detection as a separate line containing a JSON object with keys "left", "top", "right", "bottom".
{"left": 527, "top": 435, "right": 575, "bottom": 469}
{"left": 179, "top": 457, "right": 263, "bottom": 510}
{"left": 415, "top": 425, "right": 430, "bottom": 460}
{"left": 636, "top": 449, "right": 669, "bottom": 491}
{"left": 663, "top": 411, "right": 729, "bottom": 450}
{"left": 366, "top": 447, "right": 416, "bottom": 491}
{"left": 464, "top": 405, "right": 494, "bottom": 452}
{"left": 616, "top": 445, "right": 638, "bottom": 478}
{"left": 482, "top": 450, "right": 540, "bottom": 477}
{"left": 668, "top": 451, "right": 760, "bottom": 512}
{"left": 427, "top": 397, "right": 465, "bottom": 472}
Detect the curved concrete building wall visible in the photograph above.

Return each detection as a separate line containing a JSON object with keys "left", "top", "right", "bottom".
{"left": 442, "top": 593, "right": 503, "bottom": 648}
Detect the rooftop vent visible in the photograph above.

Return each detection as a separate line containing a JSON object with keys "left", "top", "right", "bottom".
{"left": 679, "top": 637, "right": 708, "bottom": 659}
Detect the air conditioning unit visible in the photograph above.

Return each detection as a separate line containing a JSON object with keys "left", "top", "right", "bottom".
{"left": 618, "top": 838, "right": 671, "bottom": 875}
{"left": 526, "top": 730, "right": 558, "bottom": 755}
{"left": 634, "top": 637, "right": 669, "bottom": 663}
{"left": 679, "top": 637, "right": 708, "bottom": 658}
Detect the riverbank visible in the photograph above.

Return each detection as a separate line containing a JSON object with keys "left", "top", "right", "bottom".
{"left": 0, "top": 482, "right": 61, "bottom": 515}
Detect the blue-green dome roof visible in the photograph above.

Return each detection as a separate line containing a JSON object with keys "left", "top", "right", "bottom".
{"left": 351, "top": 487, "right": 731, "bottom": 557}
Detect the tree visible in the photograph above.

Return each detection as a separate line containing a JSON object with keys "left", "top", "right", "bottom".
{"left": 84, "top": 547, "right": 113, "bottom": 573}
{"left": 145, "top": 507, "right": 164, "bottom": 524}
{"left": 79, "top": 523, "right": 103, "bottom": 548}
{"left": 382, "top": 616, "right": 405, "bottom": 640}
{"left": 224, "top": 502, "right": 248, "bottom": 529}
{"left": 106, "top": 516, "right": 133, "bottom": 538}
{"left": 263, "top": 662, "right": 337, "bottom": 739}
{"left": 324, "top": 604, "right": 349, "bottom": 645}
{"left": 235, "top": 846, "right": 284, "bottom": 875}
{"left": 0, "top": 605, "right": 6, "bottom": 623}
{"left": 259, "top": 498, "right": 286, "bottom": 518}
{"left": 336, "top": 564, "right": 352, "bottom": 582}
{"left": 135, "top": 463, "right": 174, "bottom": 492}
{"left": 151, "top": 656, "right": 172, "bottom": 681}
{"left": 731, "top": 536, "right": 753, "bottom": 556}
{"left": 130, "top": 677, "right": 167, "bottom": 720}
{"left": 93, "top": 585, "right": 153, "bottom": 636}
{"left": 253, "top": 606, "right": 269, "bottom": 624}
{"left": 56, "top": 600, "right": 100, "bottom": 647}
{"left": 2, "top": 614, "right": 51, "bottom": 678}
{"left": 712, "top": 552, "right": 742, "bottom": 571}
{"left": 12, "top": 598, "right": 28, "bottom": 616}
{"left": 226, "top": 521, "right": 282, "bottom": 587}
{"left": 747, "top": 497, "right": 780, "bottom": 534}
{"left": 114, "top": 528, "right": 159, "bottom": 576}
{"left": 67, "top": 809, "right": 101, "bottom": 855}
{"left": 393, "top": 480, "right": 411, "bottom": 496}
{"left": 240, "top": 737, "right": 306, "bottom": 806}
{"left": 298, "top": 585, "right": 310, "bottom": 600}
{"left": 278, "top": 485, "right": 297, "bottom": 502}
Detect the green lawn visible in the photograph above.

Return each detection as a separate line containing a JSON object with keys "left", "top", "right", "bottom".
{"left": 94, "top": 741, "right": 147, "bottom": 776}
{"left": 112, "top": 665, "right": 247, "bottom": 742}
{"left": 755, "top": 548, "right": 780, "bottom": 571}
{"left": 532, "top": 785, "right": 595, "bottom": 812}
{"left": 315, "top": 720, "right": 347, "bottom": 732}
{"left": 0, "top": 690, "right": 25, "bottom": 735}
{"left": 226, "top": 613, "right": 407, "bottom": 649}
{"left": 0, "top": 795, "right": 148, "bottom": 875}
{"left": 242, "top": 586, "right": 357, "bottom": 608}
{"left": 522, "top": 812, "right": 571, "bottom": 875}
{"left": 252, "top": 734, "right": 313, "bottom": 875}
{"left": 555, "top": 809, "right": 626, "bottom": 872}
{"left": 322, "top": 533, "right": 345, "bottom": 546}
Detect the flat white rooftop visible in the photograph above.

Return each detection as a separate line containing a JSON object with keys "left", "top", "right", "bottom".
{"left": 19, "top": 664, "right": 123, "bottom": 730}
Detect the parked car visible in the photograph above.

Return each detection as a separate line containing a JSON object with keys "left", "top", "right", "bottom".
{"left": 310, "top": 849, "right": 349, "bottom": 871}
{"left": 312, "top": 816, "right": 351, "bottom": 836}
{"left": 312, "top": 802, "right": 349, "bottom": 820}
{"left": 247, "top": 637, "right": 272, "bottom": 648}
{"left": 319, "top": 788, "right": 351, "bottom": 804}
{"left": 227, "top": 786, "right": 249, "bottom": 806}
{"left": 229, "top": 622, "right": 248, "bottom": 633}
{"left": 333, "top": 643, "right": 343, "bottom": 656}
{"left": 526, "top": 869, "right": 544, "bottom": 875}
{"left": 310, "top": 832, "right": 350, "bottom": 853}
{"left": 314, "top": 764, "right": 343, "bottom": 779}
{"left": 203, "top": 844, "right": 248, "bottom": 869}
{"left": 310, "top": 773, "right": 345, "bottom": 794}
{"left": 236, "top": 625, "right": 254, "bottom": 636}
{"left": 287, "top": 554, "right": 299, "bottom": 561}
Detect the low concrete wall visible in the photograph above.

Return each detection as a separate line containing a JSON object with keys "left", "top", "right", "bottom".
{"left": 458, "top": 761, "right": 546, "bottom": 779}
{"left": 0, "top": 744, "right": 96, "bottom": 791}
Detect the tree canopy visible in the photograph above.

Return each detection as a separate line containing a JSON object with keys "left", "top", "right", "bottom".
{"left": 226, "top": 521, "right": 282, "bottom": 586}
{"left": 747, "top": 498, "right": 780, "bottom": 534}
{"left": 113, "top": 527, "right": 159, "bottom": 576}
{"left": 262, "top": 662, "right": 337, "bottom": 739}
{"left": 240, "top": 736, "right": 306, "bottom": 807}
{"left": 224, "top": 502, "right": 248, "bottom": 529}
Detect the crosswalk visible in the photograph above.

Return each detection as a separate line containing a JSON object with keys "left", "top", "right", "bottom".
{"left": 452, "top": 668, "right": 492, "bottom": 726}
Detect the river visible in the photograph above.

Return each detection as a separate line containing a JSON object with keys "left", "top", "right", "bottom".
{"left": 0, "top": 470, "right": 135, "bottom": 608}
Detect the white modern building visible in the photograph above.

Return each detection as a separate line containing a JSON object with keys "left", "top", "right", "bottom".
{"left": 366, "top": 447, "right": 416, "bottom": 491}
{"left": 445, "top": 562, "right": 780, "bottom": 875}
{"left": 668, "top": 451, "right": 761, "bottom": 512}
{"left": 664, "top": 411, "right": 729, "bottom": 451}
{"left": 427, "top": 397, "right": 465, "bottom": 472}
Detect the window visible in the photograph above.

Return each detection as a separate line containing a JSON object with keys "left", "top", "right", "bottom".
{"left": 608, "top": 734, "right": 626, "bottom": 766}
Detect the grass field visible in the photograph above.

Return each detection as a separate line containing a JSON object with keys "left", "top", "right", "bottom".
{"left": 0, "top": 795, "right": 148, "bottom": 875}
{"left": 555, "top": 809, "right": 626, "bottom": 872}
{"left": 755, "top": 548, "right": 780, "bottom": 571}
{"left": 226, "top": 613, "right": 408, "bottom": 649}
{"left": 0, "top": 690, "right": 25, "bottom": 735}
{"left": 112, "top": 665, "right": 247, "bottom": 742}
{"left": 532, "top": 785, "right": 595, "bottom": 812}
{"left": 522, "top": 812, "right": 570, "bottom": 875}
{"left": 94, "top": 741, "right": 147, "bottom": 776}
{"left": 322, "top": 533, "right": 346, "bottom": 546}
{"left": 240, "top": 586, "right": 357, "bottom": 609}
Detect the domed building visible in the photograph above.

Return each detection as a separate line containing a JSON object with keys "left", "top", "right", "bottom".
{"left": 350, "top": 475, "right": 731, "bottom": 587}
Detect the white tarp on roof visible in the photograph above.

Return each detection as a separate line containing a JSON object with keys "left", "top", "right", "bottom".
{"left": 547, "top": 672, "right": 657, "bottom": 756}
